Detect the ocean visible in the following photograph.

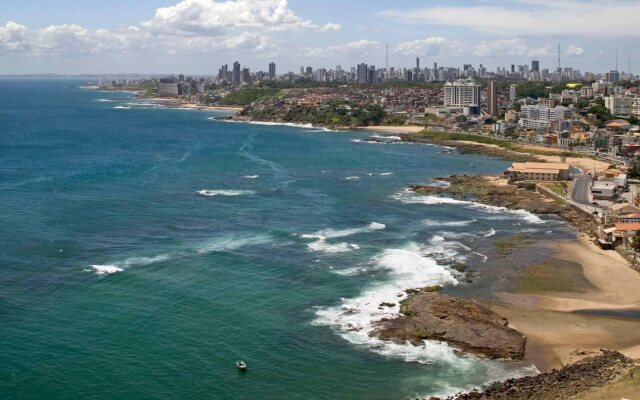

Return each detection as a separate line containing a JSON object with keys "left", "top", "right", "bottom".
{"left": 0, "top": 79, "right": 572, "bottom": 399}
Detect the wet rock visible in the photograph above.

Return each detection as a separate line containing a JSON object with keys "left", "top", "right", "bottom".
{"left": 372, "top": 292, "right": 526, "bottom": 360}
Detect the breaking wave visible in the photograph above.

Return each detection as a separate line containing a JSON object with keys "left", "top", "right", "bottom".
{"left": 196, "top": 189, "right": 255, "bottom": 197}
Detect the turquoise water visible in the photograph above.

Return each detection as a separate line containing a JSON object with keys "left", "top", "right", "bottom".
{"left": 1, "top": 79, "right": 566, "bottom": 399}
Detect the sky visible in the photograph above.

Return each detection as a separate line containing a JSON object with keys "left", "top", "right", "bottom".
{"left": 1, "top": 0, "right": 638, "bottom": 75}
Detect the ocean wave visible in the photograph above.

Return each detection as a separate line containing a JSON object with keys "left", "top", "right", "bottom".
{"left": 370, "top": 134, "right": 402, "bottom": 141}
{"left": 87, "top": 253, "right": 170, "bottom": 276}
{"left": 196, "top": 233, "right": 272, "bottom": 254}
{"left": 313, "top": 243, "right": 459, "bottom": 363}
{"left": 483, "top": 228, "right": 496, "bottom": 237}
{"left": 95, "top": 98, "right": 115, "bottom": 102}
{"left": 394, "top": 190, "right": 545, "bottom": 224}
{"left": 112, "top": 106, "right": 131, "bottom": 109}
{"left": 196, "top": 189, "right": 255, "bottom": 197}
{"left": 89, "top": 265, "right": 124, "bottom": 275}
{"left": 423, "top": 218, "right": 477, "bottom": 227}
{"left": 301, "top": 222, "right": 385, "bottom": 254}
{"left": 307, "top": 240, "right": 360, "bottom": 253}
{"left": 302, "top": 222, "right": 386, "bottom": 240}
{"left": 243, "top": 175, "right": 259, "bottom": 179}
{"left": 368, "top": 172, "right": 393, "bottom": 176}
{"left": 342, "top": 176, "right": 360, "bottom": 181}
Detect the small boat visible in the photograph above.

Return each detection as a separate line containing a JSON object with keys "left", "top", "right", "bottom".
{"left": 236, "top": 360, "right": 247, "bottom": 371}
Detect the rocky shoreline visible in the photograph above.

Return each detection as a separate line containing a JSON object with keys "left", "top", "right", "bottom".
{"left": 409, "top": 175, "right": 595, "bottom": 234}
{"left": 372, "top": 288, "right": 526, "bottom": 360}
{"left": 429, "top": 350, "right": 638, "bottom": 400}
{"left": 399, "top": 132, "right": 539, "bottom": 162}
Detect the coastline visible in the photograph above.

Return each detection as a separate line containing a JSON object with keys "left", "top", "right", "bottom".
{"left": 405, "top": 174, "right": 640, "bottom": 398}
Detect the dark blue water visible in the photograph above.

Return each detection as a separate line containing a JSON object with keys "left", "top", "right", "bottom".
{"left": 0, "top": 79, "right": 568, "bottom": 399}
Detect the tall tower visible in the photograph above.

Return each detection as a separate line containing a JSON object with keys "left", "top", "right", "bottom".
{"left": 385, "top": 44, "right": 389, "bottom": 70}
{"left": 488, "top": 80, "right": 498, "bottom": 116}
{"left": 557, "top": 43, "right": 561, "bottom": 71}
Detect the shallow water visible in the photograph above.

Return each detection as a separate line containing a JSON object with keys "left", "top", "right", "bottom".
{"left": 1, "top": 79, "right": 572, "bottom": 399}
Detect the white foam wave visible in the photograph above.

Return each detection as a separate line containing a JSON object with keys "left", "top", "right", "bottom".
{"left": 196, "top": 233, "right": 272, "bottom": 254}
{"left": 370, "top": 134, "right": 402, "bottom": 141}
{"left": 307, "top": 240, "right": 360, "bottom": 253}
{"left": 343, "top": 176, "right": 360, "bottom": 181}
{"left": 243, "top": 175, "right": 259, "bottom": 179}
{"left": 483, "top": 228, "right": 496, "bottom": 237}
{"left": 90, "top": 265, "right": 123, "bottom": 275}
{"left": 394, "top": 190, "right": 545, "bottom": 224}
{"left": 196, "top": 189, "right": 255, "bottom": 197}
{"left": 304, "top": 222, "right": 386, "bottom": 240}
{"left": 113, "top": 106, "right": 130, "bottom": 109}
{"left": 301, "top": 222, "right": 384, "bottom": 254}
{"left": 95, "top": 98, "right": 115, "bottom": 102}
{"left": 313, "top": 243, "right": 459, "bottom": 362}
{"left": 423, "top": 218, "right": 477, "bottom": 227}
{"left": 87, "top": 253, "right": 170, "bottom": 276}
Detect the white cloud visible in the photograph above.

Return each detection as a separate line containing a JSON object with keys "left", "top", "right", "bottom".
{"left": 0, "top": 21, "right": 29, "bottom": 52}
{"left": 395, "top": 36, "right": 551, "bottom": 59}
{"left": 380, "top": 0, "right": 640, "bottom": 37}
{"left": 0, "top": 0, "right": 336, "bottom": 57}
{"left": 142, "top": 0, "right": 339, "bottom": 35}
{"left": 473, "top": 39, "right": 551, "bottom": 58}
{"left": 394, "top": 36, "right": 466, "bottom": 57}
{"left": 303, "top": 39, "right": 381, "bottom": 58}
{"left": 566, "top": 45, "right": 585, "bottom": 57}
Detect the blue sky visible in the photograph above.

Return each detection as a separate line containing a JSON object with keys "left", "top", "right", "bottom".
{"left": 1, "top": 0, "right": 637, "bottom": 74}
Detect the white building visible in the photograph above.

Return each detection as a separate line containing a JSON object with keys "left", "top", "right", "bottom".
{"left": 591, "top": 180, "right": 617, "bottom": 200}
{"left": 605, "top": 95, "right": 634, "bottom": 117}
{"left": 633, "top": 97, "right": 640, "bottom": 117}
{"left": 443, "top": 79, "right": 481, "bottom": 108}
{"left": 519, "top": 104, "right": 573, "bottom": 131}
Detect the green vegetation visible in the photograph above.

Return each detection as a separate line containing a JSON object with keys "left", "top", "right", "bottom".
{"left": 249, "top": 99, "right": 401, "bottom": 127}
{"left": 629, "top": 164, "right": 640, "bottom": 178}
{"left": 219, "top": 87, "right": 281, "bottom": 106}
{"left": 587, "top": 97, "right": 614, "bottom": 128}
{"left": 541, "top": 181, "right": 568, "bottom": 196}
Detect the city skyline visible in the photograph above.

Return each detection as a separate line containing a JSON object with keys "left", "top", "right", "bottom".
{"left": 1, "top": 0, "right": 639, "bottom": 75}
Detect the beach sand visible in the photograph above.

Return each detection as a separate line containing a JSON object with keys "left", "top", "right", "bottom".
{"left": 489, "top": 236, "right": 640, "bottom": 371}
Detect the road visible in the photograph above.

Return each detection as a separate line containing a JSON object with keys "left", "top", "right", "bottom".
{"left": 572, "top": 174, "right": 592, "bottom": 204}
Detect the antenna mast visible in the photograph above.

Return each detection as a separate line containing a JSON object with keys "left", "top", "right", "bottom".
{"left": 557, "top": 43, "right": 561, "bottom": 69}
{"left": 385, "top": 44, "right": 389, "bottom": 70}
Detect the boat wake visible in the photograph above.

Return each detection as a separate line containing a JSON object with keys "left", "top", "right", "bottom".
{"left": 196, "top": 189, "right": 255, "bottom": 197}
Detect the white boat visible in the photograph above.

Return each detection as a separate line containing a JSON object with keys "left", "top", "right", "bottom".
{"left": 236, "top": 360, "right": 247, "bottom": 371}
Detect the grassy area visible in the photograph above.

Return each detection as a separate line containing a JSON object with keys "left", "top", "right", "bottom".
{"left": 540, "top": 182, "right": 568, "bottom": 197}
{"left": 416, "top": 130, "right": 586, "bottom": 158}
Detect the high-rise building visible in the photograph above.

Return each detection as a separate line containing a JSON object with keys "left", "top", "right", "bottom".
{"left": 531, "top": 60, "right": 540, "bottom": 73}
{"left": 488, "top": 80, "right": 498, "bottom": 116}
{"left": 357, "top": 63, "right": 368, "bottom": 84}
{"left": 509, "top": 84, "right": 517, "bottom": 103}
{"left": 443, "top": 79, "right": 481, "bottom": 109}
{"left": 268, "top": 62, "right": 276, "bottom": 80}
{"left": 606, "top": 70, "right": 620, "bottom": 83}
{"left": 368, "top": 65, "right": 376, "bottom": 84}
{"left": 241, "top": 67, "right": 250, "bottom": 83}
{"left": 416, "top": 57, "right": 420, "bottom": 70}
{"left": 232, "top": 61, "right": 241, "bottom": 83}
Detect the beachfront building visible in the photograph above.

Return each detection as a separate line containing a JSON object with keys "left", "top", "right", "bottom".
{"left": 504, "top": 162, "right": 570, "bottom": 182}
{"left": 157, "top": 83, "right": 179, "bottom": 96}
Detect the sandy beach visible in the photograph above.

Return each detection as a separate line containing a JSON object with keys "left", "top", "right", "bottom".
{"left": 489, "top": 236, "right": 640, "bottom": 371}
